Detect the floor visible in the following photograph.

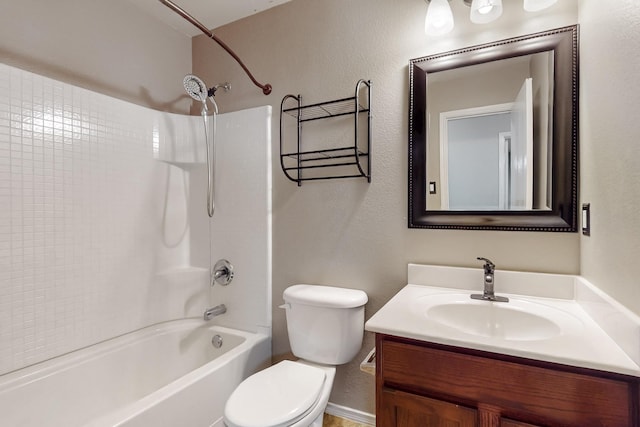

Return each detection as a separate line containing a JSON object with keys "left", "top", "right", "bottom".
{"left": 323, "top": 413, "right": 372, "bottom": 427}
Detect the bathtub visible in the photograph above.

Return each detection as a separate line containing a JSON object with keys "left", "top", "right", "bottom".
{"left": 0, "top": 319, "right": 270, "bottom": 427}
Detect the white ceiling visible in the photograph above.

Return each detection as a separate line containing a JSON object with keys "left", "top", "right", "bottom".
{"left": 127, "top": 0, "right": 292, "bottom": 37}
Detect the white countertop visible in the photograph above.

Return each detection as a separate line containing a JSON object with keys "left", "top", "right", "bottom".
{"left": 365, "top": 265, "right": 640, "bottom": 377}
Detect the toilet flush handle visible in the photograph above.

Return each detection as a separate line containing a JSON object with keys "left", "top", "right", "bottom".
{"left": 279, "top": 303, "right": 291, "bottom": 310}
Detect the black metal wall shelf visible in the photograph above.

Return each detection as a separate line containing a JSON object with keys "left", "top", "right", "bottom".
{"left": 280, "top": 79, "right": 371, "bottom": 186}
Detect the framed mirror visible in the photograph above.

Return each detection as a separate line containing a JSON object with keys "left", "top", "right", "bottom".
{"left": 409, "top": 25, "right": 578, "bottom": 231}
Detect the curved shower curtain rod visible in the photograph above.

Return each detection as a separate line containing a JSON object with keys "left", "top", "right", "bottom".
{"left": 159, "top": 0, "right": 272, "bottom": 95}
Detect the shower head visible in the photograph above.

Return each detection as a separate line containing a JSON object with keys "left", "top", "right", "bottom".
{"left": 183, "top": 74, "right": 208, "bottom": 103}
{"left": 184, "top": 74, "right": 230, "bottom": 102}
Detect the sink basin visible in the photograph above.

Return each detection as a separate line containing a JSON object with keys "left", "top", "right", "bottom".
{"left": 365, "top": 268, "right": 640, "bottom": 377}
{"left": 413, "top": 294, "right": 583, "bottom": 341}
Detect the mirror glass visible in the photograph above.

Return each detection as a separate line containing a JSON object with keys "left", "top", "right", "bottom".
{"left": 429, "top": 52, "right": 553, "bottom": 211}
{"left": 409, "top": 26, "right": 578, "bottom": 231}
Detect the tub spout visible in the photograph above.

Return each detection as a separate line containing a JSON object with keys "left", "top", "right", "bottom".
{"left": 203, "top": 304, "right": 227, "bottom": 321}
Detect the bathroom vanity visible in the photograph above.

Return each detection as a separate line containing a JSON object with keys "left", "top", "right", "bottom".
{"left": 366, "top": 264, "right": 640, "bottom": 426}
{"left": 375, "top": 334, "right": 638, "bottom": 426}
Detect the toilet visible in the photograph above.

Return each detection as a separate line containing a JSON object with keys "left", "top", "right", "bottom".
{"left": 224, "top": 284, "right": 368, "bottom": 427}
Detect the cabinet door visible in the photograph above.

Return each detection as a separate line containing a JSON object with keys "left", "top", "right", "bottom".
{"left": 379, "top": 388, "right": 477, "bottom": 427}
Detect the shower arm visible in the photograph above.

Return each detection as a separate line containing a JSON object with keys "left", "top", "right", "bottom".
{"left": 159, "top": 0, "right": 272, "bottom": 95}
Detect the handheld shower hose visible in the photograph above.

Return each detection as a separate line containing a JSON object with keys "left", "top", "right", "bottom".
{"left": 183, "top": 74, "right": 218, "bottom": 218}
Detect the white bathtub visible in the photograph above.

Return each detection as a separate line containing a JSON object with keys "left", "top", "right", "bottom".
{"left": 0, "top": 319, "right": 270, "bottom": 427}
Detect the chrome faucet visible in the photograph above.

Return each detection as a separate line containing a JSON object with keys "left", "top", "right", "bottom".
{"left": 471, "top": 257, "right": 509, "bottom": 302}
{"left": 203, "top": 304, "right": 227, "bottom": 321}
{"left": 211, "top": 259, "right": 234, "bottom": 287}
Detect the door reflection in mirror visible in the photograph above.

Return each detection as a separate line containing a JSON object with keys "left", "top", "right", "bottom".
{"left": 443, "top": 110, "right": 511, "bottom": 210}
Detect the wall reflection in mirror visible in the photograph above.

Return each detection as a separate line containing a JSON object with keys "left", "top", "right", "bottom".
{"left": 429, "top": 52, "right": 554, "bottom": 211}
{"left": 409, "top": 25, "right": 578, "bottom": 231}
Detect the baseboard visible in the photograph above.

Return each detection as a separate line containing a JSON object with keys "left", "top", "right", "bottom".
{"left": 325, "top": 402, "right": 376, "bottom": 426}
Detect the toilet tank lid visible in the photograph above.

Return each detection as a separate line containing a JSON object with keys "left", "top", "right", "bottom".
{"left": 284, "top": 285, "right": 368, "bottom": 308}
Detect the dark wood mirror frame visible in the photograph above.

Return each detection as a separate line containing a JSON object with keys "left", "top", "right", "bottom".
{"left": 409, "top": 25, "right": 578, "bottom": 231}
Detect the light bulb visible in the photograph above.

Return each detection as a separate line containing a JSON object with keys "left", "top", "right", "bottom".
{"left": 524, "top": 0, "right": 558, "bottom": 12}
{"left": 470, "top": 0, "right": 503, "bottom": 24}
{"left": 425, "top": 0, "right": 454, "bottom": 36}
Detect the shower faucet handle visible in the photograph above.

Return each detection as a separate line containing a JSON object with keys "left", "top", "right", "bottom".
{"left": 212, "top": 259, "right": 234, "bottom": 287}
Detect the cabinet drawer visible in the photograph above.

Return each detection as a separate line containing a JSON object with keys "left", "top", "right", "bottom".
{"left": 379, "top": 337, "right": 634, "bottom": 426}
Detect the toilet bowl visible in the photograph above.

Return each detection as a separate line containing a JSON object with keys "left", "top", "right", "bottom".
{"left": 223, "top": 285, "right": 368, "bottom": 427}
{"left": 224, "top": 360, "right": 335, "bottom": 427}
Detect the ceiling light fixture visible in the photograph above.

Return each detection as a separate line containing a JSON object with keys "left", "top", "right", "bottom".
{"left": 424, "top": 0, "right": 455, "bottom": 36}
{"left": 468, "top": 0, "right": 503, "bottom": 24}
{"left": 424, "top": 0, "right": 558, "bottom": 36}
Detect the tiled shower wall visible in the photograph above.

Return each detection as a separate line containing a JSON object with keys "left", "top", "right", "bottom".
{"left": 0, "top": 62, "right": 212, "bottom": 375}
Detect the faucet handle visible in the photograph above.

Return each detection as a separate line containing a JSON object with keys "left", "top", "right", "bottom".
{"left": 476, "top": 257, "right": 495, "bottom": 273}
{"left": 211, "top": 259, "right": 234, "bottom": 287}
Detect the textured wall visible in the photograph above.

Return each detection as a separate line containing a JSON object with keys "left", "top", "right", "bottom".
{"left": 193, "top": 0, "right": 580, "bottom": 413}
{"left": 579, "top": 1, "right": 640, "bottom": 315}
{"left": 0, "top": 0, "right": 192, "bottom": 113}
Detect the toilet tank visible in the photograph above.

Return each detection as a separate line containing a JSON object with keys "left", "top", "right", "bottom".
{"left": 282, "top": 285, "right": 368, "bottom": 365}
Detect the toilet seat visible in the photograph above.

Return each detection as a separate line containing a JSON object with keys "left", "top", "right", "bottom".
{"left": 224, "top": 360, "right": 327, "bottom": 427}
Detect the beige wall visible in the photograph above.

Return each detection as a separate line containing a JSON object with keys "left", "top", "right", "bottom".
{"left": 579, "top": 1, "right": 640, "bottom": 314}
{"left": 194, "top": 0, "right": 580, "bottom": 413}
{"left": 0, "top": 0, "right": 192, "bottom": 113}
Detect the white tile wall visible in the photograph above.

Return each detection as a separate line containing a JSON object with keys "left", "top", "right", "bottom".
{"left": 0, "top": 63, "right": 226, "bottom": 375}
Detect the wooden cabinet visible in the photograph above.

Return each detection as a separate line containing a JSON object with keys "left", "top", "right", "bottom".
{"left": 376, "top": 334, "right": 640, "bottom": 427}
